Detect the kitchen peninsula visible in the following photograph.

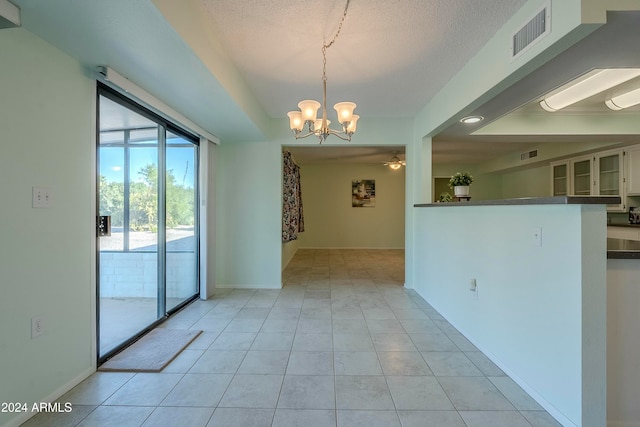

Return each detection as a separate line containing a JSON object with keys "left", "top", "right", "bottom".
{"left": 412, "top": 196, "right": 618, "bottom": 427}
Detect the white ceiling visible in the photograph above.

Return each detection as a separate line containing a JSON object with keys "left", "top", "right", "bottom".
{"left": 198, "top": 0, "right": 527, "bottom": 119}
{"left": 10, "top": 1, "right": 640, "bottom": 166}
{"left": 286, "top": 145, "right": 405, "bottom": 166}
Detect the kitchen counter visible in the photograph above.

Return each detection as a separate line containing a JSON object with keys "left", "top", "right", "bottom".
{"left": 415, "top": 195, "right": 621, "bottom": 208}
{"left": 607, "top": 238, "right": 640, "bottom": 259}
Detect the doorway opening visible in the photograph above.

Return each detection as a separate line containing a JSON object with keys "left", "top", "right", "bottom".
{"left": 281, "top": 145, "right": 406, "bottom": 286}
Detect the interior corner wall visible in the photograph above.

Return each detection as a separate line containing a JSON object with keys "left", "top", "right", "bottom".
{"left": 215, "top": 140, "right": 282, "bottom": 288}
{"left": 297, "top": 163, "right": 405, "bottom": 249}
{"left": 201, "top": 139, "right": 217, "bottom": 298}
{"left": 281, "top": 239, "right": 299, "bottom": 271}
{"left": 0, "top": 29, "right": 94, "bottom": 426}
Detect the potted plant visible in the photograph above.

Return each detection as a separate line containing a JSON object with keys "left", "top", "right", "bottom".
{"left": 449, "top": 172, "right": 473, "bottom": 197}
{"left": 438, "top": 192, "right": 452, "bottom": 203}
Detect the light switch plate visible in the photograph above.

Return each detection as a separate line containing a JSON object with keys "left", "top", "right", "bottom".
{"left": 32, "top": 187, "right": 52, "bottom": 208}
{"left": 532, "top": 226, "right": 542, "bottom": 247}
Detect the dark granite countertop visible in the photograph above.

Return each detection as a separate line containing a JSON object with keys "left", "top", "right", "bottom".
{"left": 607, "top": 223, "right": 640, "bottom": 228}
{"left": 607, "top": 238, "right": 640, "bottom": 259}
{"left": 415, "top": 196, "right": 621, "bottom": 208}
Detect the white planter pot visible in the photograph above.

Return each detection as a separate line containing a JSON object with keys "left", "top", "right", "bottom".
{"left": 454, "top": 185, "right": 470, "bottom": 197}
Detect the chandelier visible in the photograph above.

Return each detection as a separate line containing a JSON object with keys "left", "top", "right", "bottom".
{"left": 287, "top": 0, "right": 359, "bottom": 143}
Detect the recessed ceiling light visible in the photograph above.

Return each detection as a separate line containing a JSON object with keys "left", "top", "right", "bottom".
{"left": 460, "top": 116, "right": 484, "bottom": 124}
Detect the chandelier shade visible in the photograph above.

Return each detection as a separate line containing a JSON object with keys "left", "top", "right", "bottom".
{"left": 287, "top": 111, "right": 302, "bottom": 131}
{"left": 334, "top": 102, "right": 356, "bottom": 124}
{"left": 346, "top": 115, "right": 359, "bottom": 133}
{"left": 298, "top": 100, "right": 321, "bottom": 122}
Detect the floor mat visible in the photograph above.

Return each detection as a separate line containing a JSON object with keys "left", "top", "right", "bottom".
{"left": 99, "top": 328, "right": 202, "bottom": 372}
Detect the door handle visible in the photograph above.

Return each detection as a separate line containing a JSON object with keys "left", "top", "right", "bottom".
{"left": 97, "top": 215, "right": 111, "bottom": 237}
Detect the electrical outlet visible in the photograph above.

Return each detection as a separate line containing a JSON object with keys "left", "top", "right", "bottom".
{"left": 31, "top": 316, "right": 44, "bottom": 338}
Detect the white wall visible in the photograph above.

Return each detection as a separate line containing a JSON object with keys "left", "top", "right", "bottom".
{"left": 413, "top": 203, "right": 607, "bottom": 427}
{"left": 215, "top": 141, "right": 282, "bottom": 288}
{"left": 606, "top": 259, "right": 640, "bottom": 427}
{"left": 297, "top": 163, "right": 405, "bottom": 249}
{"left": 0, "top": 29, "right": 95, "bottom": 426}
{"left": 500, "top": 165, "right": 551, "bottom": 198}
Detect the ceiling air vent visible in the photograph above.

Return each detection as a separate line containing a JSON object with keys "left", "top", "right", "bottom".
{"left": 521, "top": 150, "right": 538, "bottom": 161}
{"left": 512, "top": 4, "right": 550, "bottom": 59}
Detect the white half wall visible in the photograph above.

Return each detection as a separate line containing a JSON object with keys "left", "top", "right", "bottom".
{"left": 413, "top": 203, "right": 606, "bottom": 427}
{"left": 606, "top": 258, "right": 640, "bottom": 427}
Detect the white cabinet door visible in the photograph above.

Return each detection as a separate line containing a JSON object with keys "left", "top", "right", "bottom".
{"left": 570, "top": 155, "right": 593, "bottom": 196}
{"left": 550, "top": 161, "right": 570, "bottom": 196}
{"left": 595, "top": 149, "right": 624, "bottom": 211}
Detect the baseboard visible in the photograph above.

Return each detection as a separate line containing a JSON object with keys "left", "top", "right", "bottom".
{"left": 297, "top": 246, "right": 404, "bottom": 250}
{"left": 3, "top": 366, "right": 95, "bottom": 427}
{"left": 215, "top": 284, "right": 283, "bottom": 290}
{"left": 607, "top": 421, "right": 640, "bottom": 427}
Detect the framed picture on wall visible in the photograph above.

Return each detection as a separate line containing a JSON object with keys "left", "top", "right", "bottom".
{"left": 352, "top": 179, "right": 375, "bottom": 207}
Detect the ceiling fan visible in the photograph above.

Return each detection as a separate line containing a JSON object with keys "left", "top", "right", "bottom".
{"left": 383, "top": 154, "right": 406, "bottom": 170}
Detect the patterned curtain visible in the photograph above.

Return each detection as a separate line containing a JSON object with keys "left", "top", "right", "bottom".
{"left": 282, "top": 151, "right": 305, "bottom": 242}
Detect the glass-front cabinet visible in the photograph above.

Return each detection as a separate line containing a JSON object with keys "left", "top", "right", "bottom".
{"left": 595, "top": 149, "right": 624, "bottom": 211}
{"left": 571, "top": 155, "right": 593, "bottom": 196}
{"left": 552, "top": 149, "right": 625, "bottom": 211}
{"left": 550, "top": 161, "right": 569, "bottom": 196}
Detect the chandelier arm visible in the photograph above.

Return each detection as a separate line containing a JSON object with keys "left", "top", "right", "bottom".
{"left": 326, "top": 129, "right": 352, "bottom": 141}
{"left": 293, "top": 130, "right": 319, "bottom": 140}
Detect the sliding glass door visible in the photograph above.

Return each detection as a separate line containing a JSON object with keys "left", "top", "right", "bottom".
{"left": 97, "top": 85, "right": 199, "bottom": 362}
{"left": 165, "top": 131, "right": 198, "bottom": 313}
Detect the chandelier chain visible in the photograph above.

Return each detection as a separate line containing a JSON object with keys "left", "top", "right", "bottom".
{"left": 322, "top": 0, "right": 351, "bottom": 82}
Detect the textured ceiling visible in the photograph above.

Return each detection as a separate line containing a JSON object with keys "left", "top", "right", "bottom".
{"left": 13, "top": 0, "right": 637, "bottom": 166}
{"left": 199, "top": 0, "right": 528, "bottom": 119}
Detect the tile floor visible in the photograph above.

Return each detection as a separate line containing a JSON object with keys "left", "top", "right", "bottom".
{"left": 22, "top": 249, "right": 561, "bottom": 427}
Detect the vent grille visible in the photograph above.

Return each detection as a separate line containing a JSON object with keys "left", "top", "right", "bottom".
{"left": 512, "top": 7, "right": 548, "bottom": 58}
{"left": 521, "top": 150, "right": 538, "bottom": 161}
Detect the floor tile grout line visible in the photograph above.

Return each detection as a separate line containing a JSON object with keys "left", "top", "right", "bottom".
{"left": 32, "top": 249, "right": 556, "bottom": 427}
